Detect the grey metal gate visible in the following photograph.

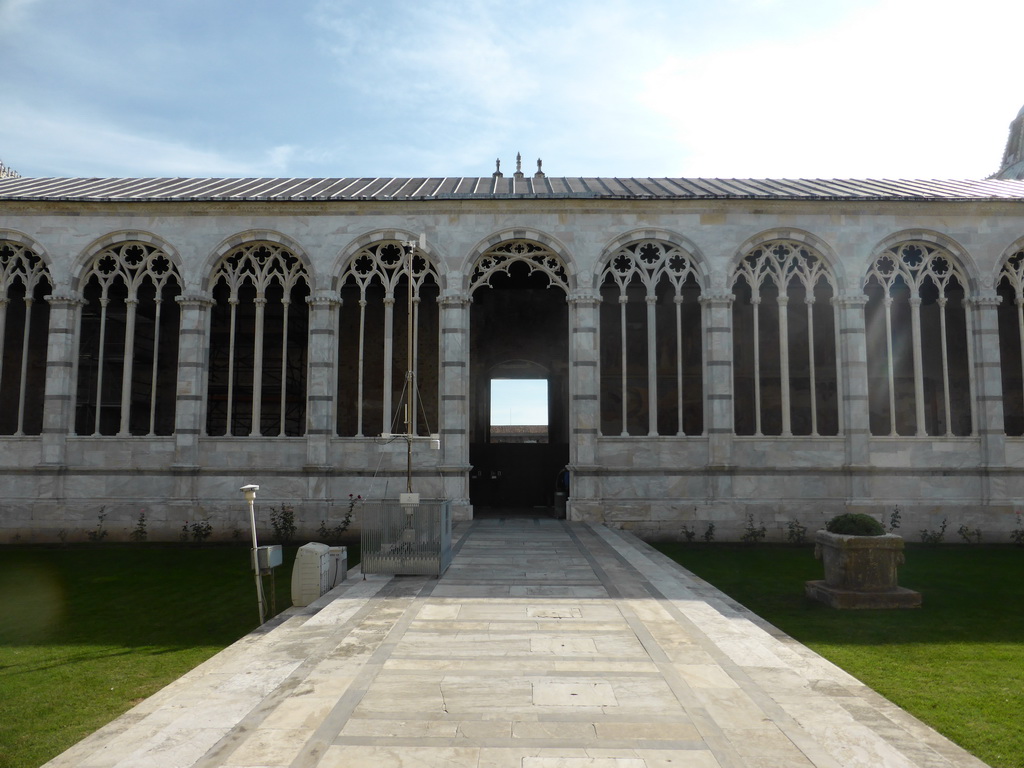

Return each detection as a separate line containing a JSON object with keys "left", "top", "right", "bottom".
{"left": 359, "top": 499, "right": 453, "bottom": 576}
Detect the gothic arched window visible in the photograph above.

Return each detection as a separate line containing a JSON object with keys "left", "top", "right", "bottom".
{"left": 599, "top": 240, "right": 703, "bottom": 436}
{"left": 206, "top": 242, "right": 309, "bottom": 436}
{"left": 996, "top": 249, "right": 1024, "bottom": 434}
{"left": 75, "top": 242, "right": 181, "bottom": 436}
{"left": 337, "top": 241, "right": 439, "bottom": 437}
{"left": 864, "top": 241, "right": 972, "bottom": 436}
{"left": 0, "top": 240, "right": 51, "bottom": 435}
{"left": 732, "top": 240, "right": 839, "bottom": 436}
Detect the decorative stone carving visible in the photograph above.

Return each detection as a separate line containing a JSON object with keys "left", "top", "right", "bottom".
{"left": 469, "top": 239, "right": 568, "bottom": 293}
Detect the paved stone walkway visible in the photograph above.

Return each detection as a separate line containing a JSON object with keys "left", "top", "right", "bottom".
{"left": 46, "top": 519, "right": 989, "bottom": 768}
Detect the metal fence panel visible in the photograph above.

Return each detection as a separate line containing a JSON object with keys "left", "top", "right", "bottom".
{"left": 359, "top": 499, "right": 452, "bottom": 576}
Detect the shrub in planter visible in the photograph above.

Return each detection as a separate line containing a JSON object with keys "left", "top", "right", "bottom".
{"left": 825, "top": 512, "right": 884, "bottom": 537}
{"left": 806, "top": 512, "right": 920, "bottom": 608}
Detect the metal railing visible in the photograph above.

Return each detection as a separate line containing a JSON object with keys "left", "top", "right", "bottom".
{"left": 359, "top": 499, "right": 452, "bottom": 576}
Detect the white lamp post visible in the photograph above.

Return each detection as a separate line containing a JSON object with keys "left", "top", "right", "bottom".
{"left": 240, "top": 484, "right": 266, "bottom": 624}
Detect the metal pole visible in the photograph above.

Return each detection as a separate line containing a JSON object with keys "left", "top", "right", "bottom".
{"left": 407, "top": 428, "right": 413, "bottom": 493}
{"left": 404, "top": 241, "right": 416, "bottom": 494}
{"left": 241, "top": 485, "right": 266, "bottom": 624}
{"left": 401, "top": 240, "right": 416, "bottom": 411}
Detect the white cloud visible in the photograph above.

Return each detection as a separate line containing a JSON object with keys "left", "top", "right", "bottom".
{"left": 266, "top": 145, "right": 298, "bottom": 175}
{"left": 0, "top": 0, "right": 42, "bottom": 29}
{"left": 638, "top": 0, "right": 1024, "bottom": 177}
{"left": 0, "top": 103, "right": 287, "bottom": 177}
{"left": 312, "top": 0, "right": 531, "bottom": 115}
{"left": 306, "top": 1, "right": 708, "bottom": 175}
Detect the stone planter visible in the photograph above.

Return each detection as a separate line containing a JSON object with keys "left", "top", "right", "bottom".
{"left": 805, "top": 530, "right": 921, "bottom": 609}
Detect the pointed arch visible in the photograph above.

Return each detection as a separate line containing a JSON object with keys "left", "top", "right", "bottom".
{"left": 203, "top": 230, "right": 313, "bottom": 292}
{"left": 332, "top": 229, "right": 449, "bottom": 292}
{"left": 864, "top": 238, "right": 973, "bottom": 437}
{"left": 0, "top": 233, "right": 53, "bottom": 435}
{"left": 731, "top": 236, "right": 840, "bottom": 437}
{"left": 74, "top": 231, "right": 184, "bottom": 286}
{"left": 732, "top": 228, "right": 845, "bottom": 288}
{"left": 467, "top": 231, "right": 572, "bottom": 295}
{"left": 0, "top": 230, "right": 51, "bottom": 269}
{"left": 866, "top": 230, "right": 978, "bottom": 292}
{"left": 597, "top": 236, "right": 705, "bottom": 436}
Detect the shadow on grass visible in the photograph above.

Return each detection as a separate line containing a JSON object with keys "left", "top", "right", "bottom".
{"left": 652, "top": 542, "right": 1024, "bottom": 646}
{"left": 0, "top": 646, "right": 138, "bottom": 676}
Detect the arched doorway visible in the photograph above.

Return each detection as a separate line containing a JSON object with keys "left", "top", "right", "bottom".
{"left": 468, "top": 241, "right": 569, "bottom": 514}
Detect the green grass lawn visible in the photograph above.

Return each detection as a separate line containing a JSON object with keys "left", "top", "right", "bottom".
{"left": 0, "top": 543, "right": 356, "bottom": 768}
{"left": 653, "top": 542, "right": 1024, "bottom": 768}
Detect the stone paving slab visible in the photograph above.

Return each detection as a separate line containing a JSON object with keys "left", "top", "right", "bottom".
{"left": 43, "top": 519, "right": 990, "bottom": 768}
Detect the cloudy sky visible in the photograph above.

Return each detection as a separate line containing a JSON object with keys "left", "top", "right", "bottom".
{"left": 0, "top": 0, "right": 1021, "bottom": 180}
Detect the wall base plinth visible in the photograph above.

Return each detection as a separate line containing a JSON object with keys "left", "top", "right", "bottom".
{"left": 805, "top": 580, "right": 922, "bottom": 609}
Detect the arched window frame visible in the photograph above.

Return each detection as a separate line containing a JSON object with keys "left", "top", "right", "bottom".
{"left": 207, "top": 242, "right": 309, "bottom": 437}
{"left": 76, "top": 242, "right": 181, "bottom": 436}
{"left": 337, "top": 240, "right": 440, "bottom": 436}
{"left": 599, "top": 240, "right": 703, "bottom": 436}
{"left": 732, "top": 239, "right": 840, "bottom": 436}
{"left": 995, "top": 248, "right": 1024, "bottom": 434}
{"left": 0, "top": 240, "right": 52, "bottom": 435}
{"left": 864, "top": 240, "right": 974, "bottom": 437}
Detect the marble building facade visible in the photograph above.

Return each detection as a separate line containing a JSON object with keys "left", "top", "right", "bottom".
{"left": 4, "top": 158, "right": 1024, "bottom": 540}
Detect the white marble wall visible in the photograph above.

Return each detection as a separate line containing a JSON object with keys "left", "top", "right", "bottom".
{"left": 3, "top": 198, "right": 1024, "bottom": 541}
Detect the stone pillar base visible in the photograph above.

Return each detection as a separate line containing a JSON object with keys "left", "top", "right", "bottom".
{"left": 805, "top": 580, "right": 922, "bottom": 609}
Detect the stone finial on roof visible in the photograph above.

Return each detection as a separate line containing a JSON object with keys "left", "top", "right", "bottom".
{"left": 535, "top": 158, "right": 545, "bottom": 179}
{"left": 0, "top": 159, "right": 21, "bottom": 179}
{"left": 492, "top": 158, "right": 503, "bottom": 178}
{"left": 514, "top": 152, "right": 524, "bottom": 180}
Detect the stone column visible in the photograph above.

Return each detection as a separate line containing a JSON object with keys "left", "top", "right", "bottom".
{"left": 438, "top": 291, "right": 471, "bottom": 517}
{"left": 567, "top": 292, "right": 600, "bottom": 520}
{"left": 39, "top": 292, "right": 82, "bottom": 466}
{"left": 167, "top": 293, "right": 212, "bottom": 530}
{"left": 701, "top": 292, "right": 735, "bottom": 468}
{"left": 699, "top": 290, "right": 735, "bottom": 517}
{"left": 968, "top": 293, "right": 1006, "bottom": 502}
{"left": 305, "top": 293, "right": 340, "bottom": 469}
{"left": 834, "top": 293, "right": 871, "bottom": 502}
{"left": 172, "top": 293, "right": 212, "bottom": 470}
{"left": 909, "top": 297, "right": 927, "bottom": 436}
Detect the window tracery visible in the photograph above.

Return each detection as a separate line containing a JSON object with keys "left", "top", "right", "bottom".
{"left": 599, "top": 240, "right": 703, "bottom": 436}
{"left": 0, "top": 241, "right": 51, "bottom": 435}
{"left": 996, "top": 249, "right": 1024, "bottom": 434}
{"left": 206, "top": 242, "right": 309, "bottom": 436}
{"left": 864, "top": 241, "right": 972, "bottom": 436}
{"left": 75, "top": 242, "right": 180, "bottom": 436}
{"left": 732, "top": 240, "right": 839, "bottom": 436}
{"left": 470, "top": 240, "right": 568, "bottom": 293}
{"left": 337, "top": 241, "right": 439, "bottom": 436}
